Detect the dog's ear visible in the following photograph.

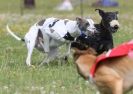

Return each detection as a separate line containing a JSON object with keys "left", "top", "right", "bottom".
{"left": 95, "top": 9, "right": 105, "bottom": 17}
{"left": 76, "top": 17, "right": 83, "bottom": 24}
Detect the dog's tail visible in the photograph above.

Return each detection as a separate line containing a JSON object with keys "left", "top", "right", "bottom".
{"left": 6, "top": 25, "right": 25, "bottom": 42}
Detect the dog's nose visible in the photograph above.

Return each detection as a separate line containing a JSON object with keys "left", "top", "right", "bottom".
{"left": 114, "top": 25, "right": 119, "bottom": 30}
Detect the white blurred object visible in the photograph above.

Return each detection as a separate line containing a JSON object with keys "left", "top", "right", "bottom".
{"left": 56, "top": 0, "right": 73, "bottom": 11}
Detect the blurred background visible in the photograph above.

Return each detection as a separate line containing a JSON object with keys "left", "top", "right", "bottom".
{"left": 0, "top": 0, "right": 133, "bottom": 94}
{"left": 0, "top": 0, "right": 133, "bottom": 44}
{"left": 0, "top": 0, "right": 132, "bottom": 26}
{"left": 0, "top": 0, "right": 132, "bottom": 24}
{"left": 0, "top": 0, "right": 129, "bottom": 16}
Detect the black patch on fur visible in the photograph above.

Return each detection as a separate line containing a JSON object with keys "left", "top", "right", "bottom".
{"left": 37, "top": 19, "right": 46, "bottom": 26}
{"left": 63, "top": 32, "right": 74, "bottom": 41}
{"left": 49, "top": 20, "right": 59, "bottom": 28}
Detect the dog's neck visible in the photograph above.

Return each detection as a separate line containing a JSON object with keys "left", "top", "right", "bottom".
{"left": 74, "top": 48, "right": 97, "bottom": 69}
{"left": 65, "top": 20, "right": 81, "bottom": 37}
{"left": 100, "top": 20, "right": 113, "bottom": 35}
{"left": 95, "top": 21, "right": 113, "bottom": 37}
{"left": 95, "top": 21, "right": 107, "bottom": 32}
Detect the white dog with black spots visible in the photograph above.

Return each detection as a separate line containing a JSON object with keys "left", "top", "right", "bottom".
{"left": 6, "top": 17, "right": 96, "bottom": 67}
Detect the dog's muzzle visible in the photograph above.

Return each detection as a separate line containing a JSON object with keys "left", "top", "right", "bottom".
{"left": 110, "top": 25, "right": 119, "bottom": 33}
{"left": 110, "top": 20, "right": 120, "bottom": 33}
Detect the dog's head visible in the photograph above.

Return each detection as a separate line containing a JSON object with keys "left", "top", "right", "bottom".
{"left": 71, "top": 42, "right": 97, "bottom": 80}
{"left": 76, "top": 17, "right": 97, "bottom": 35}
{"left": 75, "top": 32, "right": 100, "bottom": 55}
{"left": 96, "top": 9, "right": 120, "bottom": 33}
{"left": 71, "top": 41, "right": 89, "bottom": 50}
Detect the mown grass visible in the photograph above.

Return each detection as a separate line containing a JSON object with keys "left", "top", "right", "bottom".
{"left": 0, "top": 0, "right": 133, "bottom": 94}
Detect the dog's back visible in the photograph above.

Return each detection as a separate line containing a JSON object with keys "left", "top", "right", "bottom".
{"left": 94, "top": 54, "right": 133, "bottom": 93}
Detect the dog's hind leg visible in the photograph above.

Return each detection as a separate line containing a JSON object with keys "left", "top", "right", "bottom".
{"left": 26, "top": 41, "right": 35, "bottom": 67}
{"left": 25, "top": 25, "right": 38, "bottom": 67}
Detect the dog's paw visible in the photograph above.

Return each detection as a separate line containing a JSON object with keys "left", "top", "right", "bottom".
{"left": 64, "top": 56, "right": 68, "bottom": 61}
{"left": 29, "top": 65, "right": 36, "bottom": 68}
{"left": 39, "top": 61, "right": 49, "bottom": 67}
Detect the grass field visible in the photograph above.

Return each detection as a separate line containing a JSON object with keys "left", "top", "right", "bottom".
{"left": 0, "top": 0, "right": 133, "bottom": 94}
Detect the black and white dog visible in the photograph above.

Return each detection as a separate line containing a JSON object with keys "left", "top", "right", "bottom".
{"left": 76, "top": 9, "right": 120, "bottom": 55}
{"left": 6, "top": 17, "right": 96, "bottom": 67}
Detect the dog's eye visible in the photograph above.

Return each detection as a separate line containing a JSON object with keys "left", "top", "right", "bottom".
{"left": 107, "top": 17, "right": 112, "bottom": 20}
{"left": 85, "top": 23, "right": 90, "bottom": 26}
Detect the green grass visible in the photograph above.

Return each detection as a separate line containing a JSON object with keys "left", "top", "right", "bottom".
{"left": 0, "top": 0, "right": 133, "bottom": 94}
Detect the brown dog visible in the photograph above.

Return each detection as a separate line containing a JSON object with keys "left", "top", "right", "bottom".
{"left": 71, "top": 41, "right": 133, "bottom": 94}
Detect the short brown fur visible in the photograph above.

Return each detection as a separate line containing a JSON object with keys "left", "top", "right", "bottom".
{"left": 73, "top": 47, "right": 133, "bottom": 94}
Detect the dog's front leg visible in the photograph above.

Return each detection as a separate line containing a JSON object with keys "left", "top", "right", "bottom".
{"left": 40, "top": 55, "right": 50, "bottom": 66}
{"left": 42, "top": 32, "right": 50, "bottom": 53}
{"left": 59, "top": 42, "right": 71, "bottom": 63}
{"left": 26, "top": 39, "right": 36, "bottom": 67}
{"left": 38, "top": 32, "right": 50, "bottom": 66}
{"left": 66, "top": 42, "right": 71, "bottom": 55}
{"left": 40, "top": 47, "right": 58, "bottom": 66}
{"left": 64, "top": 42, "right": 71, "bottom": 61}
